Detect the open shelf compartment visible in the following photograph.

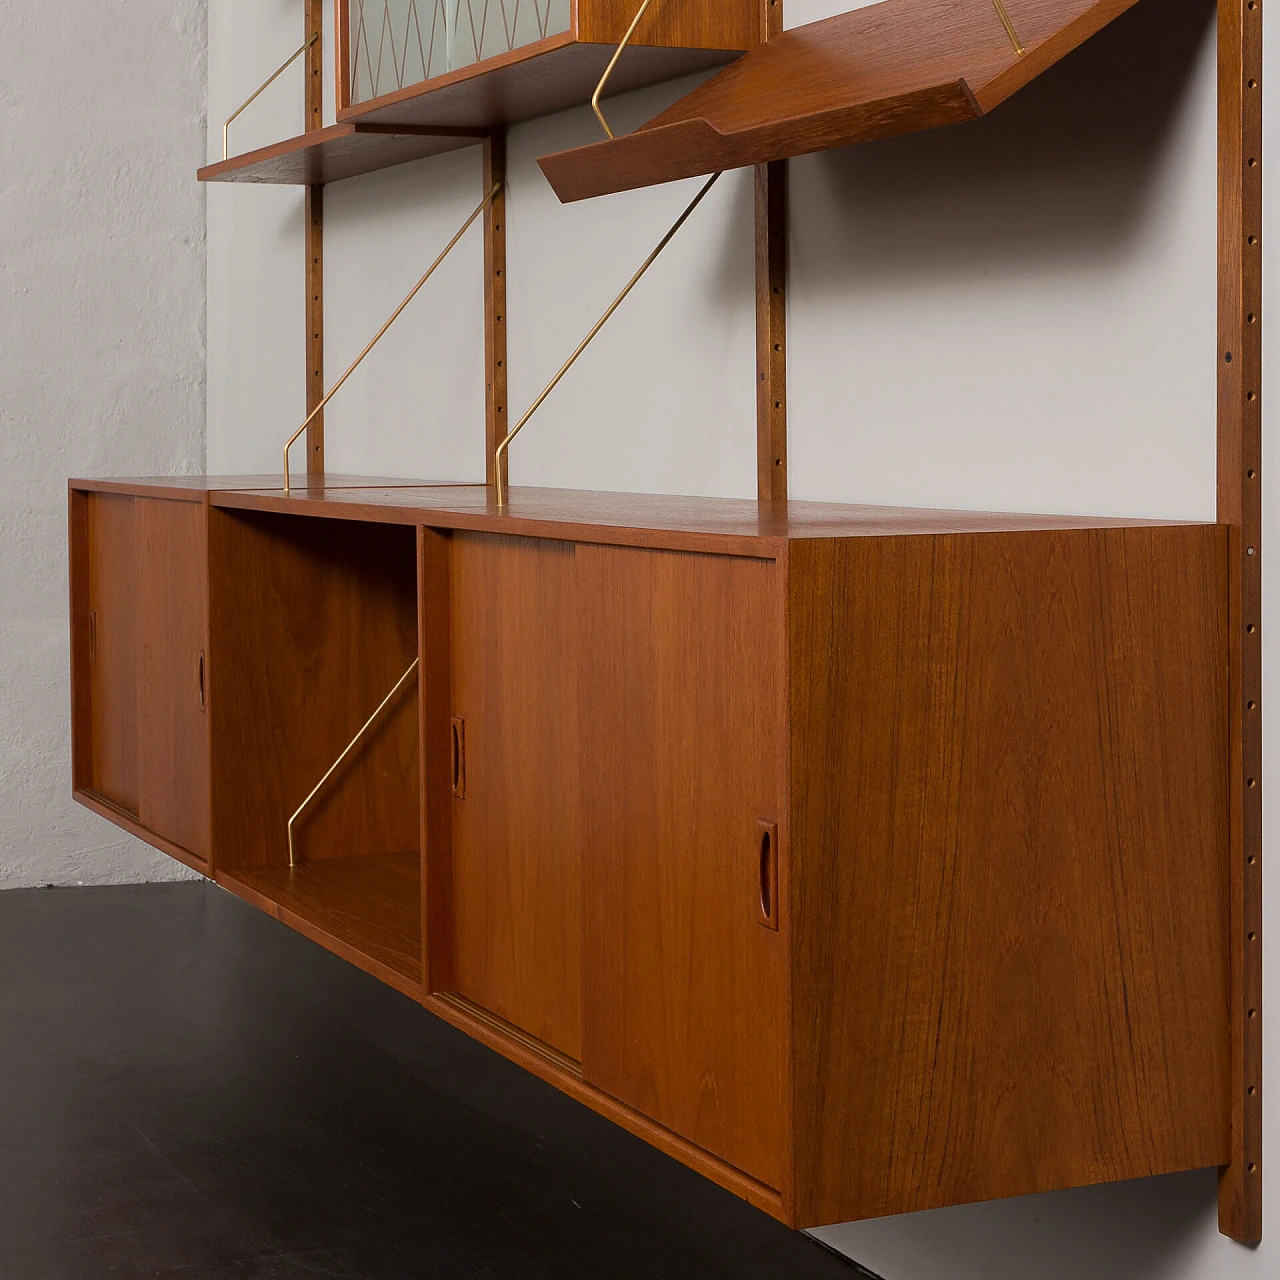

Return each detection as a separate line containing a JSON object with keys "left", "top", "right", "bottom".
{"left": 207, "top": 507, "right": 424, "bottom": 997}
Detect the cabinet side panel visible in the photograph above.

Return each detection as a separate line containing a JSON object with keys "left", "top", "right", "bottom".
{"left": 85, "top": 493, "right": 140, "bottom": 816}
{"left": 69, "top": 489, "right": 93, "bottom": 792}
{"left": 576, "top": 0, "right": 756, "bottom": 51}
{"left": 579, "top": 544, "right": 788, "bottom": 1191}
{"left": 136, "top": 498, "right": 211, "bottom": 866}
{"left": 789, "top": 527, "right": 1230, "bottom": 1225}
{"left": 446, "top": 532, "right": 582, "bottom": 1062}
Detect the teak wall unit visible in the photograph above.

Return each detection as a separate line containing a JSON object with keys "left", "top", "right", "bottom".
{"left": 77, "top": 0, "right": 1261, "bottom": 1245}
{"left": 69, "top": 479, "right": 1230, "bottom": 1226}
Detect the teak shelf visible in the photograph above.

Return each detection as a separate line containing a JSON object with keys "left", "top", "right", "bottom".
{"left": 69, "top": 477, "right": 1231, "bottom": 1228}
{"left": 198, "top": 122, "right": 487, "bottom": 185}
{"left": 538, "top": 0, "right": 1145, "bottom": 201}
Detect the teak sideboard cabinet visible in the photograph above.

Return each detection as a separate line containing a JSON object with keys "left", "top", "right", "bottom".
{"left": 69, "top": 478, "right": 1229, "bottom": 1227}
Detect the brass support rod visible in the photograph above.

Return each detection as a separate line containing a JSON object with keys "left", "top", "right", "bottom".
{"left": 493, "top": 171, "right": 721, "bottom": 507}
{"left": 283, "top": 180, "right": 502, "bottom": 492}
{"left": 592, "top": 0, "right": 656, "bottom": 139}
{"left": 286, "top": 656, "right": 419, "bottom": 867}
{"left": 223, "top": 32, "right": 320, "bottom": 159}
{"left": 991, "top": 0, "right": 1025, "bottom": 56}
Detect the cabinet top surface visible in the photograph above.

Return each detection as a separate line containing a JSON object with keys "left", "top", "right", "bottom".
{"left": 70, "top": 478, "right": 1207, "bottom": 547}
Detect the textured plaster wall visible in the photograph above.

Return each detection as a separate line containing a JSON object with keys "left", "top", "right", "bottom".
{"left": 206, "top": 0, "right": 1278, "bottom": 1275}
{"left": 0, "top": 6, "right": 207, "bottom": 888}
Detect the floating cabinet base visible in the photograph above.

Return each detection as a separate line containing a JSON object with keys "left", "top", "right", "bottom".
{"left": 68, "top": 479, "right": 1230, "bottom": 1228}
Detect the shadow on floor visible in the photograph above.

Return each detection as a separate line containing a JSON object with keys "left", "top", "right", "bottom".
{"left": 0, "top": 882, "right": 874, "bottom": 1280}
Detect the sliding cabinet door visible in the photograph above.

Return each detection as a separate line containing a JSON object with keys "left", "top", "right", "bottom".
{"left": 577, "top": 544, "right": 788, "bottom": 1190}
{"left": 446, "top": 532, "right": 581, "bottom": 1062}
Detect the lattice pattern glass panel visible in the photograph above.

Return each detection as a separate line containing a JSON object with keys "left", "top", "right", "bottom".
{"left": 349, "top": 0, "right": 572, "bottom": 103}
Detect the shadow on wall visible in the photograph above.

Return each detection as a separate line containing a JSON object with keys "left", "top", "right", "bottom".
{"left": 813, "top": 1168, "right": 1221, "bottom": 1280}
{"left": 797, "top": 0, "right": 1216, "bottom": 291}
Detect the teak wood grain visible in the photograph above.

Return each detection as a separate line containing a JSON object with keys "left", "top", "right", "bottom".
{"left": 208, "top": 509, "right": 419, "bottom": 871}
{"left": 210, "top": 484, "right": 1192, "bottom": 558}
{"left": 134, "top": 498, "right": 211, "bottom": 865}
{"left": 218, "top": 852, "right": 422, "bottom": 996}
{"left": 84, "top": 492, "right": 140, "bottom": 817}
{"left": 75, "top": 491, "right": 211, "bottom": 868}
{"left": 1216, "top": 0, "right": 1264, "bottom": 1242}
{"left": 539, "top": 0, "right": 1144, "bottom": 200}
{"left": 578, "top": 545, "right": 788, "bottom": 1192}
{"left": 483, "top": 133, "right": 508, "bottom": 494}
{"left": 575, "top": 0, "right": 756, "bottom": 53}
{"left": 196, "top": 122, "right": 486, "bottom": 185}
{"left": 421, "top": 990, "right": 786, "bottom": 1219}
{"left": 755, "top": 159, "right": 787, "bottom": 501}
{"left": 70, "top": 481, "right": 1236, "bottom": 1231}
{"left": 787, "top": 527, "right": 1231, "bottom": 1225}
{"left": 446, "top": 533, "right": 582, "bottom": 1061}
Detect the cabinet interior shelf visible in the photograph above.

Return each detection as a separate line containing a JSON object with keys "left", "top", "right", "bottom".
{"left": 538, "top": 0, "right": 1143, "bottom": 201}
{"left": 218, "top": 853, "right": 422, "bottom": 995}
{"left": 197, "top": 122, "right": 486, "bottom": 185}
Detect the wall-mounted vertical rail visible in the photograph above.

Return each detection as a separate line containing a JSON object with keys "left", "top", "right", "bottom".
{"left": 755, "top": 160, "right": 787, "bottom": 501}
{"left": 305, "top": 0, "right": 325, "bottom": 476}
{"left": 484, "top": 133, "right": 508, "bottom": 494}
{"left": 754, "top": 0, "right": 785, "bottom": 502}
{"left": 1216, "top": 0, "right": 1263, "bottom": 1245}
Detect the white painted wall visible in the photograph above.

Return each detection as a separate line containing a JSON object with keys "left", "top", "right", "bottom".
{"left": 206, "top": 0, "right": 1277, "bottom": 1274}
{"left": 0, "top": 5, "right": 207, "bottom": 888}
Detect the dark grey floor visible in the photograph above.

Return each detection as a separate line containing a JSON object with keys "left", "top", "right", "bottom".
{"left": 0, "top": 881, "right": 876, "bottom": 1280}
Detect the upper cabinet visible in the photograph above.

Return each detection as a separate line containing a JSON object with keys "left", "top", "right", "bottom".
{"left": 335, "top": 0, "right": 759, "bottom": 130}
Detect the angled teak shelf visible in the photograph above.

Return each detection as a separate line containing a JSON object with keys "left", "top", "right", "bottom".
{"left": 336, "top": 0, "right": 758, "bottom": 130}
{"left": 539, "top": 0, "right": 1143, "bottom": 200}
